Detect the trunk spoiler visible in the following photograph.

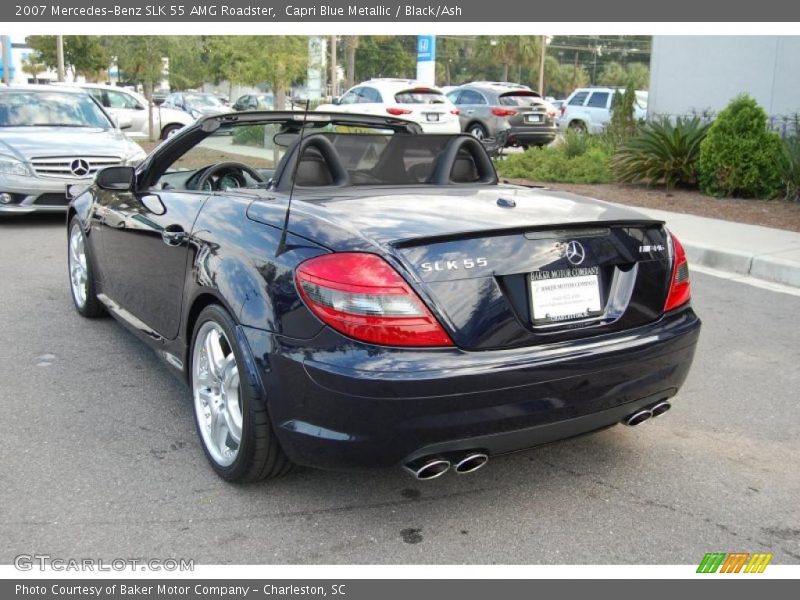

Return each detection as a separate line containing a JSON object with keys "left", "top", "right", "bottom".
{"left": 389, "top": 219, "right": 665, "bottom": 249}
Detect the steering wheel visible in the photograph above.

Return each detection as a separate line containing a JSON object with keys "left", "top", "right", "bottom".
{"left": 186, "top": 161, "right": 266, "bottom": 191}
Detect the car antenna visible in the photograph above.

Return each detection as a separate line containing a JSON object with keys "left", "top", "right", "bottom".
{"left": 275, "top": 100, "right": 311, "bottom": 257}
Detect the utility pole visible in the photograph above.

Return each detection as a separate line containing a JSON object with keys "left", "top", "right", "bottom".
{"left": 329, "top": 35, "right": 337, "bottom": 98}
{"left": 1, "top": 36, "right": 10, "bottom": 85}
{"left": 56, "top": 35, "right": 65, "bottom": 81}
{"left": 538, "top": 35, "right": 546, "bottom": 95}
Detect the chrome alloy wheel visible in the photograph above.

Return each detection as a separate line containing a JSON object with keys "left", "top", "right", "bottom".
{"left": 68, "top": 223, "right": 88, "bottom": 308}
{"left": 192, "top": 322, "right": 243, "bottom": 467}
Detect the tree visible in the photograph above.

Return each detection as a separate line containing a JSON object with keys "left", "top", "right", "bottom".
{"left": 20, "top": 55, "right": 46, "bottom": 82}
{"left": 354, "top": 36, "right": 416, "bottom": 82}
{"left": 233, "top": 36, "right": 307, "bottom": 109}
{"left": 625, "top": 62, "right": 650, "bottom": 90}
{"left": 167, "top": 36, "right": 210, "bottom": 90}
{"left": 547, "top": 63, "right": 590, "bottom": 98}
{"left": 343, "top": 36, "right": 359, "bottom": 90}
{"left": 436, "top": 36, "right": 464, "bottom": 86}
{"left": 25, "top": 36, "right": 109, "bottom": 80}
{"left": 105, "top": 36, "right": 170, "bottom": 140}
{"left": 598, "top": 61, "right": 628, "bottom": 87}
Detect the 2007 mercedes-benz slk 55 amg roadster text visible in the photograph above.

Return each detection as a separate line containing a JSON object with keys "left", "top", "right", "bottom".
{"left": 67, "top": 111, "right": 700, "bottom": 482}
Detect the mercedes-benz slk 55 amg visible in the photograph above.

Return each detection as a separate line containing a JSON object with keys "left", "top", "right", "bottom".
{"left": 66, "top": 112, "right": 700, "bottom": 482}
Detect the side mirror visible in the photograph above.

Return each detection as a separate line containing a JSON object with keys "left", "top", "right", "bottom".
{"left": 331, "top": 97, "right": 340, "bottom": 105}
{"left": 113, "top": 115, "right": 133, "bottom": 130}
{"left": 96, "top": 166, "right": 135, "bottom": 191}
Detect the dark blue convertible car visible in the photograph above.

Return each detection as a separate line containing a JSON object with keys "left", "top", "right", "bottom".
{"left": 67, "top": 112, "right": 700, "bottom": 482}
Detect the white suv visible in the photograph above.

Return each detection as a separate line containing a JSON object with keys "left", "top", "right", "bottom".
{"left": 54, "top": 83, "right": 195, "bottom": 140}
{"left": 558, "top": 87, "right": 648, "bottom": 134}
{"left": 317, "top": 79, "right": 460, "bottom": 133}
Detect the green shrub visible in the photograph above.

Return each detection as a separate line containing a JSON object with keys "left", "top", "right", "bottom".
{"left": 613, "top": 117, "right": 710, "bottom": 188}
{"left": 232, "top": 125, "right": 267, "bottom": 147}
{"left": 496, "top": 145, "right": 613, "bottom": 184}
{"left": 562, "top": 128, "right": 589, "bottom": 158}
{"left": 781, "top": 136, "right": 800, "bottom": 202}
{"left": 606, "top": 82, "right": 640, "bottom": 147}
{"left": 697, "top": 95, "right": 785, "bottom": 198}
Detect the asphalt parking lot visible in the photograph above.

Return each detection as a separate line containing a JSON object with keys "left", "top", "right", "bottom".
{"left": 1, "top": 215, "right": 799, "bottom": 565}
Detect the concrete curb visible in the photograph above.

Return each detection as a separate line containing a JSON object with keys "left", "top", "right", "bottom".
{"left": 682, "top": 243, "right": 800, "bottom": 288}
{"left": 620, "top": 205, "right": 800, "bottom": 289}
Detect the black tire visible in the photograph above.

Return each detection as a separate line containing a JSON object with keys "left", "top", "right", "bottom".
{"left": 67, "top": 216, "right": 106, "bottom": 318}
{"left": 190, "top": 304, "right": 292, "bottom": 483}
{"left": 161, "top": 124, "right": 183, "bottom": 140}
{"left": 467, "top": 123, "right": 488, "bottom": 141}
{"left": 568, "top": 120, "right": 587, "bottom": 133}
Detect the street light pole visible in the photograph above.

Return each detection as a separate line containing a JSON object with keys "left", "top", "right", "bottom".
{"left": 56, "top": 35, "right": 65, "bottom": 81}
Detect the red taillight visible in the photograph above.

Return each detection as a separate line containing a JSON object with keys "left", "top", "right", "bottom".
{"left": 491, "top": 107, "right": 517, "bottom": 117}
{"left": 450, "top": 108, "right": 460, "bottom": 115}
{"left": 664, "top": 232, "right": 691, "bottom": 312}
{"left": 386, "top": 107, "right": 412, "bottom": 116}
{"left": 295, "top": 253, "right": 454, "bottom": 347}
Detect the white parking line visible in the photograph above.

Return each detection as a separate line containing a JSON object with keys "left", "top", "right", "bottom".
{"left": 692, "top": 264, "right": 800, "bottom": 297}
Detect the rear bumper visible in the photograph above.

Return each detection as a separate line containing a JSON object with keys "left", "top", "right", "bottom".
{"left": 244, "top": 308, "right": 700, "bottom": 470}
{"left": 418, "top": 120, "right": 461, "bottom": 134}
{"left": 505, "top": 126, "right": 558, "bottom": 146}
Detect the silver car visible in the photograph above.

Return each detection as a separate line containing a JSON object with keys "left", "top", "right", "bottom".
{"left": 447, "top": 82, "right": 558, "bottom": 148}
{"left": 0, "top": 86, "right": 146, "bottom": 215}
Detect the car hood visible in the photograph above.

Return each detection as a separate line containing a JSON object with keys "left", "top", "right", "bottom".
{"left": 246, "top": 185, "right": 661, "bottom": 250}
{"left": 0, "top": 127, "right": 139, "bottom": 161}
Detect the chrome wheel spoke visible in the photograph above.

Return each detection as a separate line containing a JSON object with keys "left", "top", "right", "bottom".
{"left": 204, "top": 329, "right": 226, "bottom": 381}
{"left": 192, "top": 321, "right": 242, "bottom": 467}
{"left": 69, "top": 225, "right": 88, "bottom": 307}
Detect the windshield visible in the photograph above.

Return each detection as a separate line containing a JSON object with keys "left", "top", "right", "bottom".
{"left": 185, "top": 94, "right": 223, "bottom": 108}
{"left": 0, "top": 91, "right": 112, "bottom": 128}
{"left": 394, "top": 90, "right": 446, "bottom": 104}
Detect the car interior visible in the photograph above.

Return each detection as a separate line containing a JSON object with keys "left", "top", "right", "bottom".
{"left": 154, "top": 129, "right": 498, "bottom": 193}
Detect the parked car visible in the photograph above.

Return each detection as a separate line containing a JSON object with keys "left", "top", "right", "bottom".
{"left": 66, "top": 110, "right": 700, "bottom": 483}
{"left": 559, "top": 87, "right": 648, "bottom": 134}
{"left": 55, "top": 83, "right": 194, "bottom": 140}
{"left": 233, "top": 94, "right": 302, "bottom": 111}
{"left": 0, "top": 85, "right": 146, "bottom": 215}
{"left": 446, "top": 82, "right": 558, "bottom": 148}
{"left": 317, "top": 79, "right": 460, "bottom": 133}
{"left": 232, "top": 94, "right": 274, "bottom": 111}
{"left": 162, "top": 92, "right": 227, "bottom": 119}
{"left": 152, "top": 88, "right": 171, "bottom": 106}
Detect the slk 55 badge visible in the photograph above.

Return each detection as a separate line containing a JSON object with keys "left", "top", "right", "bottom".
{"left": 420, "top": 257, "right": 488, "bottom": 272}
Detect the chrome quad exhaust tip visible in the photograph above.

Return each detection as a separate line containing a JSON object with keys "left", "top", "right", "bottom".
{"left": 453, "top": 453, "right": 489, "bottom": 474}
{"left": 623, "top": 409, "right": 653, "bottom": 426}
{"left": 403, "top": 457, "right": 451, "bottom": 480}
{"left": 650, "top": 400, "right": 672, "bottom": 417}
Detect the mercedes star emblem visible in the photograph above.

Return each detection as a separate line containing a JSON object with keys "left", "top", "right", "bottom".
{"left": 565, "top": 240, "right": 586, "bottom": 266}
{"left": 70, "top": 159, "right": 91, "bottom": 177}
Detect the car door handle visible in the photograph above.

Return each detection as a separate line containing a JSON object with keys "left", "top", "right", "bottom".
{"left": 161, "top": 225, "right": 186, "bottom": 246}
{"left": 466, "top": 109, "right": 475, "bottom": 114}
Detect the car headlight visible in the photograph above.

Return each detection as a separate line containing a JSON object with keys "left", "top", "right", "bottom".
{"left": 0, "top": 155, "right": 31, "bottom": 177}
{"left": 122, "top": 147, "right": 147, "bottom": 167}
